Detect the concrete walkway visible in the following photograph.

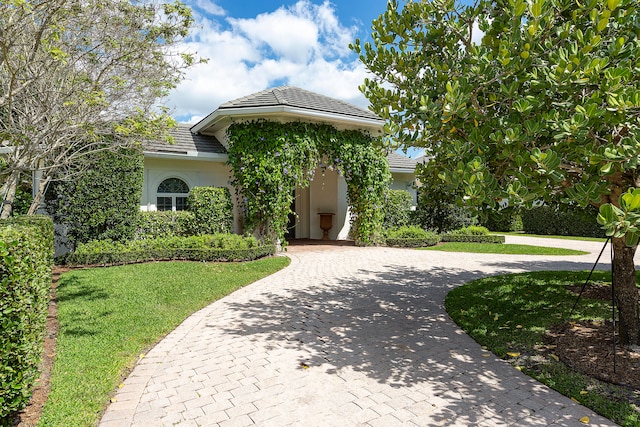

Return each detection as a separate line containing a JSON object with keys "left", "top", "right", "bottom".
{"left": 100, "top": 236, "right": 622, "bottom": 427}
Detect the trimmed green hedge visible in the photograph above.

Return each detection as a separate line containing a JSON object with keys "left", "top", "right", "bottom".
{"left": 386, "top": 236, "right": 440, "bottom": 247}
{"left": 385, "top": 226, "right": 440, "bottom": 247}
{"left": 187, "top": 187, "right": 234, "bottom": 235}
{"left": 521, "top": 205, "right": 605, "bottom": 238}
{"left": 0, "top": 216, "right": 53, "bottom": 422}
{"left": 448, "top": 225, "right": 490, "bottom": 236}
{"left": 62, "top": 234, "right": 276, "bottom": 266}
{"left": 440, "top": 234, "right": 505, "bottom": 243}
{"left": 137, "top": 211, "right": 197, "bottom": 239}
{"left": 46, "top": 147, "right": 143, "bottom": 246}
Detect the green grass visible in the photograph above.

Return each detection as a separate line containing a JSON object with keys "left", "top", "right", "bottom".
{"left": 422, "top": 242, "right": 588, "bottom": 255}
{"left": 38, "top": 258, "right": 289, "bottom": 427}
{"left": 445, "top": 270, "right": 639, "bottom": 426}
{"left": 498, "top": 231, "right": 607, "bottom": 242}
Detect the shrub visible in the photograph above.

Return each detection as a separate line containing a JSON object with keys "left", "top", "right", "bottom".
{"left": 480, "top": 209, "right": 523, "bottom": 232}
{"left": 383, "top": 189, "right": 413, "bottom": 229}
{"left": 521, "top": 205, "right": 605, "bottom": 238}
{"left": 47, "top": 147, "right": 143, "bottom": 246}
{"left": 440, "top": 234, "right": 505, "bottom": 243}
{"left": 386, "top": 226, "right": 440, "bottom": 247}
{"left": 411, "top": 199, "right": 477, "bottom": 233}
{"left": 62, "top": 233, "right": 273, "bottom": 266}
{"left": 0, "top": 216, "right": 53, "bottom": 422}
{"left": 449, "top": 225, "right": 490, "bottom": 236}
{"left": 187, "top": 187, "right": 234, "bottom": 235}
{"left": 137, "top": 211, "right": 197, "bottom": 239}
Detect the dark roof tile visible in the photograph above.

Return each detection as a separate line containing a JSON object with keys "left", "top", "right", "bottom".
{"left": 219, "top": 86, "right": 382, "bottom": 122}
{"left": 144, "top": 124, "right": 227, "bottom": 155}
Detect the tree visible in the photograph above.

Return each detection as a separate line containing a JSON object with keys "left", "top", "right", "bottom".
{"left": 352, "top": 0, "right": 640, "bottom": 344}
{"left": 0, "top": 0, "right": 201, "bottom": 218}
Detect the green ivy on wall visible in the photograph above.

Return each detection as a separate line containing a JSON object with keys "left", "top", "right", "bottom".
{"left": 226, "top": 120, "right": 390, "bottom": 246}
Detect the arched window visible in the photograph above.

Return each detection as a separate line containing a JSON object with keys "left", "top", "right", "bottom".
{"left": 156, "top": 178, "right": 189, "bottom": 211}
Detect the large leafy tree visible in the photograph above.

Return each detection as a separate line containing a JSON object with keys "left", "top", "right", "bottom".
{"left": 0, "top": 0, "right": 200, "bottom": 218}
{"left": 352, "top": 0, "right": 640, "bottom": 344}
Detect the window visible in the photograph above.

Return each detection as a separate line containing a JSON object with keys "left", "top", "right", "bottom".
{"left": 157, "top": 178, "right": 189, "bottom": 211}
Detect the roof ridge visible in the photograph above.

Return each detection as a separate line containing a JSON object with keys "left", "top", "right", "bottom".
{"left": 273, "top": 86, "right": 289, "bottom": 105}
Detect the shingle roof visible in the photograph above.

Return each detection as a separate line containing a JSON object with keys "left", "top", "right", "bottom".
{"left": 144, "top": 124, "right": 227, "bottom": 155}
{"left": 387, "top": 152, "right": 418, "bottom": 172}
{"left": 219, "top": 86, "right": 382, "bottom": 122}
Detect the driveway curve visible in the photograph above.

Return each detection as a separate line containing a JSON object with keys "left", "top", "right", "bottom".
{"left": 100, "top": 236, "right": 622, "bottom": 427}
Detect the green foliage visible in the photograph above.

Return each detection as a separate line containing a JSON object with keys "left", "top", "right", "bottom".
{"left": 386, "top": 226, "right": 440, "bottom": 247}
{"left": 11, "top": 181, "right": 32, "bottom": 216}
{"left": 480, "top": 209, "right": 523, "bottom": 232}
{"left": 353, "top": 0, "right": 640, "bottom": 217}
{"left": 412, "top": 166, "right": 477, "bottom": 232}
{"left": 0, "top": 216, "right": 53, "bottom": 423}
{"left": 440, "top": 234, "right": 506, "bottom": 244}
{"left": 137, "top": 211, "right": 197, "bottom": 239}
{"left": 355, "top": 0, "right": 640, "bottom": 343}
{"left": 383, "top": 189, "right": 413, "bottom": 229}
{"left": 227, "top": 120, "right": 390, "bottom": 246}
{"left": 449, "top": 225, "right": 490, "bottom": 236}
{"left": 598, "top": 188, "right": 640, "bottom": 246}
{"left": 63, "top": 234, "right": 273, "bottom": 266}
{"left": 522, "top": 205, "right": 605, "bottom": 238}
{"left": 186, "top": 187, "right": 234, "bottom": 235}
{"left": 48, "top": 147, "right": 143, "bottom": 246}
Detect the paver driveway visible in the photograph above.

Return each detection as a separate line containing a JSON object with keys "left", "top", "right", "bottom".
{"left": 100, "top": 237, "right": 622, "bottom": 426}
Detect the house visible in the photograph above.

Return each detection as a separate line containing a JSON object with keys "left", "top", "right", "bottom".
{"left": 142, "top": 86, "right": 417, "bottom": 240}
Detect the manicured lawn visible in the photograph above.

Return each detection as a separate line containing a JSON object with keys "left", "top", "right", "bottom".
{"left": 422, "top": 242, "right": 588, "bottom": 255}
{"left": 498, "top": 232, "right": 607, "bottom": 243}
{"left": 445, "top": 271, "right": 639, "bottom": 426}
{"left": 38, "top": 258, "right": 289, "bottom": 427}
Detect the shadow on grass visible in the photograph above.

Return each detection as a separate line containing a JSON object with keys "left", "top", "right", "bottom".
{"left": 54, "top": 275, "right": 112, "bottom": 337}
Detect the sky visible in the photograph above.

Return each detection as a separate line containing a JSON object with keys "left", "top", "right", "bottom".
{"left": 165, "top": 0, "right": 391, "bottom": 125}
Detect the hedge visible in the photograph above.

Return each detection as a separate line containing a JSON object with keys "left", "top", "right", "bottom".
{"left": 46, "top": 147, "right": 143, "bottom": 246}
{"left": 187, "top": 187, "right": 234, "bottom": 235}
{"left": 386, "top": 236, "right": 440, "bottom": 247}
{"left": 0, "top": 216, "right": 53, "bottom": 423}
{"left": 440, "top": 234, "right": 505, "bottom": 243}
{"left": 61, "top": 234, "right": 276, "bottom": 266}
{"left": 385, "top": 226, "right": 440, "bottom": 247}
{"left": 521, "top": 205, "right": 605, "bottom": 238}
{"left": 137, "top": 211, "right": 197, "bottom": 239}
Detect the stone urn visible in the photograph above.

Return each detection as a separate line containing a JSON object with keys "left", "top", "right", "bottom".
{"left": 318, "top": 213, "right": 335, "bottom": 240}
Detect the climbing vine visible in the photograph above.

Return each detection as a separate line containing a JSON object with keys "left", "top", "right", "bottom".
{"left": 227, "top": 120, "right": 390, "bottom": 246}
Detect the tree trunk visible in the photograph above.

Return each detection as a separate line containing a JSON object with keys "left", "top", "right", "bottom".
{"left": 612, "top": 236, "right": 640, "bottom": 346}
{"left": 0, "top": 170, "right": 20, "bottom": 219}
{"left": 27, "top": 173, "right": 51, "bottom": 215}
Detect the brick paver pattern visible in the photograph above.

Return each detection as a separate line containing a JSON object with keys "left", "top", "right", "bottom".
{"left": 100, "top": 236, "right": 620, "bottom": 426}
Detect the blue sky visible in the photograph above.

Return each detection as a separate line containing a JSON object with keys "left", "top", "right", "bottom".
{"left": 166, "top": 0, "right": 391, "bottom": 125}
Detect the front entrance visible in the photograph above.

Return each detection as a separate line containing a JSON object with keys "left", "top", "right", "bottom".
{"left": 285, "top": 192, "right": 296, "bottom": 240}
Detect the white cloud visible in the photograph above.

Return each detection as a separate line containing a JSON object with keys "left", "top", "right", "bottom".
{"left": 165, "top": 0, "right": 370, "bottom": 123}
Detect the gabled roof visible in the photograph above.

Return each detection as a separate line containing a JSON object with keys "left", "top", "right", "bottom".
{"left": 143, "top": 124, "right": 227, "bottom": 159}
{"left": 387, "top": 152, "right": 418, "bottom": 172}
{"left": 219, "top": 86, "right": 382, "bottom": 121}
{"left": 191, "top": 86, "right": 384, "bottom": 135}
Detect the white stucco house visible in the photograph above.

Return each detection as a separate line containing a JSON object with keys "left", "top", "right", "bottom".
{"left": 142, "top": 86, "right": 418, "bottom": 241}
